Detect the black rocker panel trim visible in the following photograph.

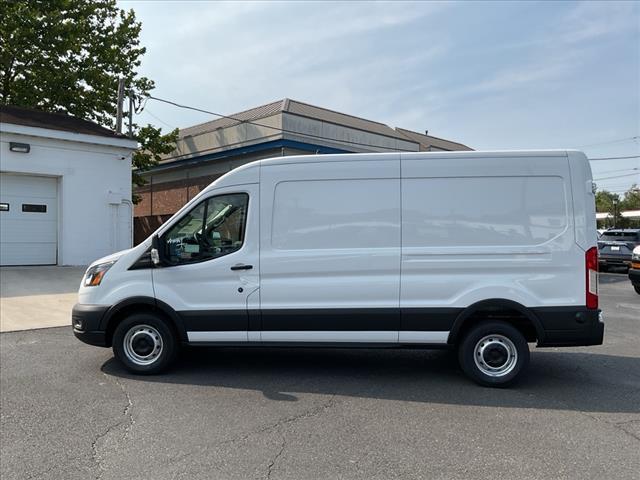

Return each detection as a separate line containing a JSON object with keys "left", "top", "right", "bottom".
{"left": 401, "top": 308, "right": 463, "bottom": 331}
{"left": 261, "top": 308, "right": 400, "bottom": 331}
{"left": 180, "top": 308, "right": 457, "bottom": 332}
{"left": 178, "top": 310, "right": 248, "bottom": 332}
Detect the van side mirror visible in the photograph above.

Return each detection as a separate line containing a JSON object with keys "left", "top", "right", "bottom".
{"left": 151, "top": 234, "right": 165, "bottom": 266}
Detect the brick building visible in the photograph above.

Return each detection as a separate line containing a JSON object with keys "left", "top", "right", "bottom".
{"left": 133, "top": 98, "right": 471, "bottom": 243}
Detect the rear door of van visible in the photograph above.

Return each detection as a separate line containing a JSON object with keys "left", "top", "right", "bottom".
{"left": 399, "top": 152, "right": 582, "bottom": 340}
{"left": 567, "top": 150, "right": 598, "bottom": 251}
{"left": 259, "top": 155, "right": 401, "bottom": 342}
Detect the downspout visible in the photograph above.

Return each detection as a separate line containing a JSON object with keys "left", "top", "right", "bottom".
{"left": 121, "top": 198, "right": 134, "bottom": 247}
{"left": 110, "top": 203, "right": 118, "bottom": 253}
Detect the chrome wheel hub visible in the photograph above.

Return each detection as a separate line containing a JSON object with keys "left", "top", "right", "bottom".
{"left": 123, "top": 324, "right": 163, "bottom": 366}
{"left": 473, "top": 334, "right": 518, "bottom": 377}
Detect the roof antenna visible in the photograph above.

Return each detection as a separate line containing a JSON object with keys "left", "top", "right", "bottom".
{"left": 424, "top": 130, "right": 429, "bottom": 136}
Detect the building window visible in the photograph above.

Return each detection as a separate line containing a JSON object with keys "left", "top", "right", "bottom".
{"left": 22, "top": 204, "right": 47, "bottom": 213}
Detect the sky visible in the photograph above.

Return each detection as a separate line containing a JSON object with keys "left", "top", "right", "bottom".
{"left": 119, "top": 0, "right": 640, "bottom": 195}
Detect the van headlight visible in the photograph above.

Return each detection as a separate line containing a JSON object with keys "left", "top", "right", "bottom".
{"left": 84, "top": 261, "right": 116, "bottom": 287}
{"left": 632, "top": 251, "right": 640, "bottom": 262}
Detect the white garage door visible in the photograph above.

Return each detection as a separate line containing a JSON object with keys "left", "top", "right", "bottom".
{"left": 0, "top": 174, "right": 58, "bottom": 265}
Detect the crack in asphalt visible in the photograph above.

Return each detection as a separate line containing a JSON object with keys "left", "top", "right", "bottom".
{"left": 154, "top": 395, "right": 338, "bottom": 477}
{"left": 90, "top": 373, "right": 135, "bottom": 478}
{"left": 575, "top": 410, "right": 640, "bottom": 443}
{"left": 613, "top": 419, "right": 640, "bottom": 441}
{"left": 260, "top": 395, "right": 336, "bottom": 479}
{"left": 265, "top": 431, "right": 286, "bottom": 480}
{"left": 114, "top": 375, "right": 135, "bottom": 441}
{"left": 156, "top": 395, "right": 337, "bottom": 479}
{"left": 219, "top": 394, "right": 338, "bottom": 450}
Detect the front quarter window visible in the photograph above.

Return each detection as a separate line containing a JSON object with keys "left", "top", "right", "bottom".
{"left": 163, "top": 193, "right": 248, "bottom": 265}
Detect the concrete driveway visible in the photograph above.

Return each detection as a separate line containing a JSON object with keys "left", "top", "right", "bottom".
{"left": 0, "top": 266, "right": 85, "bottom": 332}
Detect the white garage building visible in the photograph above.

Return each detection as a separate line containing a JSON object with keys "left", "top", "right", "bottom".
{"left": 0, "top": 106, "right": 137, "bottom": 266}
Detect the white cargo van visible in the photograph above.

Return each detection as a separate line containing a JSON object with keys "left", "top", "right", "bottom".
{"left": 73, "top": 150, "right": 603, "bottom": 386}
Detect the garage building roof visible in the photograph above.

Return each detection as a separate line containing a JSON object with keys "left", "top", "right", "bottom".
{"left": 180, "top": 98, "right": 410, "bottom": 141}
{"left": 0, "top": 105, "right": 124, "bottom": 139}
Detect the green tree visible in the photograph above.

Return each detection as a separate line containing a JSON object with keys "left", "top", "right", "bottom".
{"left": 596, "top": 186, "right": 640, "bottom": 228}
{"left": 0, "top": 0, "right": 177, "bottom": 201}
{"left": 619, "top": 185, "right": 640, "bottom": 228}
{"left": 595, "top": 190, "right": 619, "bottom": 213}
{"left": 595, "top": 190, "right": 620, "bottom": 228}
{"left": 620, "top": 184, "right": 640, "bottom": 211}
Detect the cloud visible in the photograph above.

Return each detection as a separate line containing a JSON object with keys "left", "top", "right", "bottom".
{"left": 434, "top": 1, "right": 638, "bottom": 104}
{"left": 122, "top": 0, "right": 639, "bottom": 194}
{"left": 559, "top": 1, "right": 638, "bottom": 44}
{"left": 124, "top": 0, "right": 448, "bottom": 120}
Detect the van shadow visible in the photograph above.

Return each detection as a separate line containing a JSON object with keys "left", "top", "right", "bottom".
{"left": 102, "top": 347, "right": 640, "bottom": 414}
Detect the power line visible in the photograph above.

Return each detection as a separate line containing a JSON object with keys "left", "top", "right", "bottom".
{"left": 577, "top": 136, "right": 639, "bottom": 148}
{"left": 147, "top": 95, "right": 414, "bottom": 153}
{"left": 601, "top": 189, "right": 639, "bottom": 195}
{"left": 594, "top": 172, "right": 640, "bottom": 181}
{"left": 600, "top": 184, "right": 640, "bottom": 190}
{"left": 593, "top": 167, "right": 639, "bottom": 175}
{"left": 144, "top": 108, "right": 177, "bottom": 130}
{"left": 589, "top": 155, "right": 640, "bottom": 161}
{"left": 144, "top": 95, "right": 640, "bottom": 161}
{"left": 595, "top": 185, "right": 638, "bottom": 192}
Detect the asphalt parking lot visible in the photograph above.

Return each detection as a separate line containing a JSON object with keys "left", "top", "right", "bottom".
{"left": 1, "top": 272, "right": 639, "bottom": 480}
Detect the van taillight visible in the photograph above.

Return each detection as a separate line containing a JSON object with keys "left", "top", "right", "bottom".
{"left": 586, "top": 246, "right": 598, "bottom": 309}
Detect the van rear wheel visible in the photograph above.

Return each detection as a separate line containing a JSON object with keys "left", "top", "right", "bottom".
{"left": 458, "top": 321, "right": 529, "bottom": 387}
{"left": 113, "top": 313, "right": 177, "bottom": 374}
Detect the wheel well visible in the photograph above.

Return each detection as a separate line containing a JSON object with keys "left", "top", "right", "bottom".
{"left": 105, "top": 304, "right": 179, "bottom": 347}
{"left": 452, "top": 305, "right": 539, "bottom": 344}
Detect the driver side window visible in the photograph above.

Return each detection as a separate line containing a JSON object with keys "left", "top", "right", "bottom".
{"left": 163, "top": 193, "right": 249, "bottom": 265}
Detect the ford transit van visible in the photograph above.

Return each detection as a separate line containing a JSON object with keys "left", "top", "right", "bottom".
{"left": 73, "top": 150, "right": 603, "bottom": 386}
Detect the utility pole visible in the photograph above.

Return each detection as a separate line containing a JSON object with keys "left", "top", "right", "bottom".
{"left": 128, "top": 90, "right": 133, "bottom": 139}
{"left": 115, "top": 78, "right": 125, "bottom": 134}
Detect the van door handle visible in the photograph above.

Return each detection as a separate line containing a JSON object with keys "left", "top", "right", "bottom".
{"left": 230, "top": 264, "right": 253, "bottom": 271}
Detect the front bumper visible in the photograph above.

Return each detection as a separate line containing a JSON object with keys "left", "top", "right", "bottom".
{"left": 629, "top": 268, "right": 640, "bottom": 287}
{"left": 72, "top": 304, "right": 110, "bottom": 347}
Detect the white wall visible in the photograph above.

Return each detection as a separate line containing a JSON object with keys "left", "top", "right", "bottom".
{"left": 0, "top": 127, "right": 136, "bottom": 265}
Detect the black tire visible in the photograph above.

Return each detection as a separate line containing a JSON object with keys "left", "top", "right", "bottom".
{"left": 634, "top": 285, "right": 640, "bottom": 295}
{"left": 112, "top": 312, "right": 178, "bottom": 374}
{"left": 458, "top": 321, "right": 530, "bottom": 387}
{"left": 599, "top": 264, "right": 608, "bottom": 272}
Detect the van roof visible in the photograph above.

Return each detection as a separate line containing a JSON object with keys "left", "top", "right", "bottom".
{"left": 259, "top": 149, "right": 577, "bottom": 167}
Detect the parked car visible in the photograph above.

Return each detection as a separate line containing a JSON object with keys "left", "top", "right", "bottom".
{"left": 72, "top": 150, "right": 603, "bottom": 387}
{"left": 629, "top": 246, "right": 640, "bottom": 294}
{"left": 597, "top": 229, "right": 640, "bottom": 271}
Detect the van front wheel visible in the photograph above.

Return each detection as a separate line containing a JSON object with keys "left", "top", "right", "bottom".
{"left": 458, "top": 321, "right": 529, "bottom": 387}
{"left": 113, "top": 313, "right": 177, "bottom": 374}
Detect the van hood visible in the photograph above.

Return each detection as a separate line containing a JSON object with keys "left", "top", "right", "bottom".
{"left": 88, "top": 248, "right": 133, "bottom": 268}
